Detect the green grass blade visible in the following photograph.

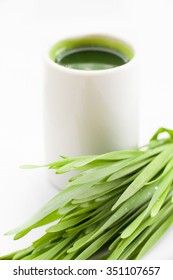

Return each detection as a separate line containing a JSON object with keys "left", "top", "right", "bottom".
{"left": 136, "top": 214, "right": 173, "bottom": 260}
{"left": 85, "top": 184, "right": 156, "bottom": 245}
{"left": 108, "top": 201, "right": 173, "bottom": 260}
{"left": 150, "top": 184, "right": 171, "bottom": 217}
{"left": 75, "top": 227, "right": 116, "bottom": 260}
{"left": 46, "top": 215, "right": 88, "bottom": 233}
{"left": 32, "top": 234, "right": 77, "bottom": 260}
{"left": 107, "top": 158, "right": 151, "bottom": 182}
{"left": 6, "top": 182, "right": 93, "bottom": 239}
{"left": 112, "top": 145, "right": 173, "bottom": 211}
{"left": 121, "top": 168, "right": 173, "bottom": 238}
{"left": 119, "top": 204, "right": 173, "bottom": 259}
{"left": 150, "top": 127, "right": 173, "bottom": 141}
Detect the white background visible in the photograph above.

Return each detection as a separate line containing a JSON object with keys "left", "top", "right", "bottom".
{"left": 0, "top": 0, "right": 173, "bottom": 259}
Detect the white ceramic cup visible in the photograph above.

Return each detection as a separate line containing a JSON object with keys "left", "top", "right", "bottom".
{"left": 44, "top": 34, "right": 139, "bottom": 188}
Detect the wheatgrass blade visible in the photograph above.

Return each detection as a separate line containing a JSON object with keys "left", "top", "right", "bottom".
{"left": 112, "top": 145, "right": 173, "bottom": 211}
{"left": 107, "top": 158, "right": 151, "bottom": 181}
{"left": 69, "top": 144, "right": 172, "bottom": 187}
{"left": 6, "top": 182, "right": 94, "bottom": 239}
{"left": 46, "top": 214, "right": 89, "bottom": 233}
{"left": 150, "top": 184, "right": 171, "bottom": 217}
{"left": 69, "top": 184, "right": 156, "bottom": 251}
{"left": 108, "top": 200, "right": 173, "bottom": 260}
{"left": 75, "top": 227, "right": 116, "bottom": 260}
{"left": 121, "top": 167, "right": 173, "bottom": 238}
{"left": 31, "top": 233, "right": 78, "bottom": 260}
{"left": 135, "top": 212, "right": 173, "bottom": 260}
{"left": 119, "top": 202, "right": 173, "bottom": 260}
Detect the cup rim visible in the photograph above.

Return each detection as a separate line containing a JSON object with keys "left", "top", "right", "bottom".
{"left": 45, "top": 33, "right": 137, "bottom": 76}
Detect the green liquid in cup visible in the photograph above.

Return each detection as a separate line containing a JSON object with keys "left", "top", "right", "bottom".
{"left": 50, "top": 35, "right": 133, "bottom": 71}
{"left": 55, "top": 47, "right": 128, "bottom": 70}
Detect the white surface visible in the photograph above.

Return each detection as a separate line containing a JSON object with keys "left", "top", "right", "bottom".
{"left": 0, "top": 0, "right": 173, "bottom": 259}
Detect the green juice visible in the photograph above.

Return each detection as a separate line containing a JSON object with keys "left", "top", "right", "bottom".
{"left": 55, "top": 47, "right": 128, "bottom": 70}
{"left": 50, "top": 35, "right": 134, "bottom": 71}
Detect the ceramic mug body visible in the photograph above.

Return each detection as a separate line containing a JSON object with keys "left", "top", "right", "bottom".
{"left": 44, "top": 34, "right": 139, "bottom": 188}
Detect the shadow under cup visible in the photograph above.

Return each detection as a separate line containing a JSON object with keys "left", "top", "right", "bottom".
{"left": 44, "top": 34, "right": 138, "bottom": 188}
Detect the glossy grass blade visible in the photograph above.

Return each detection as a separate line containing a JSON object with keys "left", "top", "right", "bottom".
{"left": 119, "top": 204, "right": 173, "bottom": 260}
{"left": 112, "top": 145, "right": 173, "bottom": 211}
{"left": 6, "top": 182, "right": 94, "bottom": 239}
{"left": 69, "top": 144, "right": 172, "bottom": 187}
{"left": 108, "top": 200, "right": 173, "bottom": 260}
{"left": 68, "top": 184, "right": 156, "bottom": 252}
{"left": 136, "top": 213, "right": 173, "bottom": 260}
{"left": 121, "top": 167, "right": 173, "bottom": 238}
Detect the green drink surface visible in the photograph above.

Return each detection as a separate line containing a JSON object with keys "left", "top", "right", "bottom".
{"left": 55, "top": 47, "right": 128, "bottom": 70}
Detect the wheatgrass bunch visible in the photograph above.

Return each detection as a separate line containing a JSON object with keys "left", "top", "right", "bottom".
{"left": 1, "top": 127, "right": 173, "bottom": 260}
